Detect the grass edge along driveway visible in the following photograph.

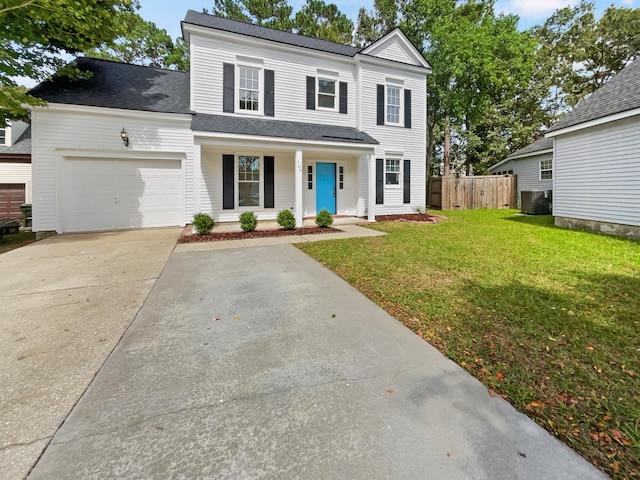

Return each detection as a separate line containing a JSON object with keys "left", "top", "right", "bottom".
{"left": 297, "top": 209, "right": 639, "bottom": 480}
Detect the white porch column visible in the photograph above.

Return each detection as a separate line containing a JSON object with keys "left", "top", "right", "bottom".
{"left": 367, "top": 153, "right": 376, "bottom": 222}
{"left": 193, "top": 141, "right": 202, "bottom": 216}
{"left": 295, "top": 148, "right": 303, "bottom": 227}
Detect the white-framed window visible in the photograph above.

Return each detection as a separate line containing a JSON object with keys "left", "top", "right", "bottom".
{"left": 386, "top": 85, "right": 402, "bottom": 125}
{"left": 238, "top": 65, "right": 261, "bottom": 113}
{"left": 0, "top": 120, "right": 6, "bottom": 145}
{"left": 317, "top": 78, "right": 337, "bottom": 110}
{"left": 540, "top": 159, "right": 552, "bottom": 180}
{"left": 385, "top": 159, "right": 401, "bottom": 185}
{"left": 238, "top": 155, "right": 261, "bottom": 207}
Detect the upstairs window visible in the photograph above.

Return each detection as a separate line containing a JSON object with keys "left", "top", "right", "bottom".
{"left": 540, "top": 159, "right": 552, "bottom": 180}
{"left": 317, "top": 78, "right": 337, "bottom": 110}
{"left": 385, "top": 159, "right": 401, "bottom": 185}
{"left": 0, "top": 120, "right": 6, "bottom": 145}
{"left": 239, "top": 66, "right": 260, "bottom": 112}
{"left": 386, "top": 86, "right": 401, "bottom": 124}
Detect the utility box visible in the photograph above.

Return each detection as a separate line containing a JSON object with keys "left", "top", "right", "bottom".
{"left": 520, "top": 191, "right": 550, "bottom": 215}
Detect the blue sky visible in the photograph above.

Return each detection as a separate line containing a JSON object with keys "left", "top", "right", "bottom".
{"left": 140, "top": 0, "right": 637, "bottom": 40}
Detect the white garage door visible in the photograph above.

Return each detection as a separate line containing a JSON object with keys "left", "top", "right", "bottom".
{"left": 61, "top": 158, "right": 183, "bottom": 232}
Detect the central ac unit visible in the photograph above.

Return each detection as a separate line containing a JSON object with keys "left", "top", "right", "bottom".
{"left": 521, "top": 191, "right": 550, "bottom": 215}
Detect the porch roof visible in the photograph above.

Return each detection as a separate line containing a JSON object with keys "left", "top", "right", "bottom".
{"left": 192, "top": 114, "right": 379, "bottom": 146}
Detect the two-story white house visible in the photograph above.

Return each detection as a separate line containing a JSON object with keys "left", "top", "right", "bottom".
{"left": 29, "top": 11, "right": 431, "bottom": 234}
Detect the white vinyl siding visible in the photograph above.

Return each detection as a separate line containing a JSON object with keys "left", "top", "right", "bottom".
{"left": 190, "top": 35, "right": 356, "bottom": 127}
{"left": 31, "top": 108, "right": 193, "bottom": 233}
{"left": 201, "top": 147, "right": 295, "bottom": 223}
{"left": 359, "top": 61, "right": 426, "bottom": 214}
{"left": 554, "top": 115, "right": 640, "bottom": 227}
{"left": 0, "top": 162, "right": 32, "bottom": 202}
{"left": 371, "top": 41, "right": 414, "bottom": 65}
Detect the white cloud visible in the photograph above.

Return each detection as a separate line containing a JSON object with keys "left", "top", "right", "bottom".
{"left": 621, "top": 0, "right": 633, "bottom": 5}
{"left": 498, "top": 0, "right": 579, "bottom": 19}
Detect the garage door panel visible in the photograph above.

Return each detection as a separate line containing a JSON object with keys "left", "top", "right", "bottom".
{"left": 0, "top": 183, "right": 26, "bottom": 220}
{"left": 62, "top": 158, "right": 183, "bottom": 232}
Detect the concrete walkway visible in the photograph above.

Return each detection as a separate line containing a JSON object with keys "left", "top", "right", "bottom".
{"left": 0, "top": 228, "right": 180, "bottom": 479}
{"left": 28, "top": 244, "right": 606, "bottom": 479}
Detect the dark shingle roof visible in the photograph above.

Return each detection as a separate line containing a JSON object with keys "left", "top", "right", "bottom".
{"left": 30, "top": 57, "right": 190, "bottom": 114}
{"left": 183, "top": 10, "right": 361, "bottom": 57}
{"left": 507, "top": 137, "right": 553, "bottom": 159}
{"left": 547, "top": 59, "right": 640, "bottom": 133}
{"left": 192, "top": 114, "right": 378, "bottom": 145}
{"left": 0, "top": 122, "right": 31, "bottom": 155}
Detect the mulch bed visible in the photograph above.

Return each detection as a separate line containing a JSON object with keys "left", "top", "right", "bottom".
{"left": 179, "top": 226, "right": 341, "bottom": 243}
{"left": 375, "top": 213, "right": 440, "bottom": 224}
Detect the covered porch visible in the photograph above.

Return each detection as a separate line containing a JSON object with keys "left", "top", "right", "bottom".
{"left": 191, "top": 114, "right": 379, "bottom": 227}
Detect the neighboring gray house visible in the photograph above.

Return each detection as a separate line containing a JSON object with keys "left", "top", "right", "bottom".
{"left": 488, "top": 137, "right": 553, "bottom": 207}
{"left": 546, "top": 59, "right": 640, "bottom": 239}
{"left": 0, "top": 121, "right": 31, "bottom": 220}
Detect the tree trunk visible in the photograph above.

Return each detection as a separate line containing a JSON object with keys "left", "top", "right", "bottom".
{"left": 443, "top": 117, "right": 451, "bottom": 177}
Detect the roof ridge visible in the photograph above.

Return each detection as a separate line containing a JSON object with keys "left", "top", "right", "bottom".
{"left": 78, "top": 56, "right": 189, "bottom": 75}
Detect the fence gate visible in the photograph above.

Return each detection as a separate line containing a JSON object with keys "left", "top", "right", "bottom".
{"left": 428, "top": 175, "right": 517, "bottom": 210}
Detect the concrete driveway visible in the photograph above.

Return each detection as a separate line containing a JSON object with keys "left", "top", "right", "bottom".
{"left": 0, "top": 228, "right": 180, "bottom": 479}
{"left": 27, "top": 244, "right": 605, "bottom": 479}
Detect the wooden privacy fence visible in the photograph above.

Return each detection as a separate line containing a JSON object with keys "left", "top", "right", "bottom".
{"left": 429, "top": 175, "right": 517, "bottom": 210}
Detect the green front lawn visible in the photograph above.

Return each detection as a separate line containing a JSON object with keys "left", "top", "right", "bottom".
{"left": 298, "top": 209, "right": 639, "bottom": 479}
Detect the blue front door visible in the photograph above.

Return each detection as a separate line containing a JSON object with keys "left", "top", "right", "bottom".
{"left": 316, "top": 162, "right": 336, "bottom": 214}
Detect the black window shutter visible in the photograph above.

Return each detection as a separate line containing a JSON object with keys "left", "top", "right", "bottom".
{"left": 376, "top": 158, "right": 384, "bottom": 205}
{"left": 376, "top": 85, "right": 385, "bottom": 125}
{"left": 403, "top": 159, "right": 411, "bottom": 204}
{"left": 222, "top": 154, "right": 234, "bottom": 209}
{"left": 223, "top": 63, "right": 234, "bottom": 113}
{"left": 306, "top": 76, "right": 315, "bottom": 110}
{"left": 264, "top": 156, "right": 275, "bottom": 208}
{"left": 404, "top": 89, "right": 412, "bottom": 128}
{"left": 339, "top": 81, "right": 347, "bottom": 114}
{"left": 265, "top": 70, "right": 275, "bottom": 117}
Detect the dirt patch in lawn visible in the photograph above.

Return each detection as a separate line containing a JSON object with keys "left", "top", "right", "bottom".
{"left": 179, "top": 226, "right": 341, "bottom": 243}
{"left": 375, "top": 213, "right": 441, "bottom": 223}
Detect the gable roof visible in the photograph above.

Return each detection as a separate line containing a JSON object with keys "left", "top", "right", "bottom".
{"left": 0, "top": 122, "right": 31, "bottom": 156}
{"left": 29, "top": 57, "right": 191, "bottom": 114}
{"left": 359, "top": 28, "right": 432, "bottom": 70}
{"left": 182, "top": 11, "right": 430, "bottom": 69}
{"left": 489, "top": 137, "right": 553, "bottom": 171}
{"left": 182, "top": 10, "right": 360, "bottom": 57}
{"left": 192, "top": 114, "right": 378, "bottom": 145}
{"left": 547, "top": 59, "right": 640, "bottom": 134}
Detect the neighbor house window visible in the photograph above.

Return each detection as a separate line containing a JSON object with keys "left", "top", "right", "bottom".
{"left": 386, "top": 86, "right": 401, "bottom": 124}
{"left": 540, "top": 159, "right": 552, "bottom": 180}
{"left": 239, "top": 66, "right": 260, "bottom": 112}
{"left": 317, "top": 78, "right": 337, "bottom": 110}
{"left": 0, "top": 120, "right": 6, "bottom": 145}
{"left": 238, "top": 155, "right": 260, "bottom": 207}
{"left": 385, "top": 159, "right": 400, "bottom": 185}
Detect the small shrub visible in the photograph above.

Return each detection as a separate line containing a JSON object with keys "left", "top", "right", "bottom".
{"left": 239, "top": 211, "right": 258, "bottom": 232}
{"left": 277, "top": 209, "right": 296, "bottom": 230}
{"left": 315, "top": 209, "right": 333, "bottom": 228}
{"left": 192, "top": 212, "right": 215, "bottom": 235}
{"left": 414, "top": 205, "right": 426, "bottom": 214}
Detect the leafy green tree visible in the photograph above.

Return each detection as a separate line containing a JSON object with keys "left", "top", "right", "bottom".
{"left": 532, "top": 1, "right": 640, "bottom": 117}
{"left": 293, "top": 0, "right": 353, "bottom": 44}
{"left": 85, "top": 11, "right": 188, "bottom": 70}
{"left": 0, "top": 0, "right": 136, "bottom": 120}
{"left": 354, "top": 0, "right": 398, "bottom": 47}
{"left": 211, "top": 0, "right": 294, "bottom": 30}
